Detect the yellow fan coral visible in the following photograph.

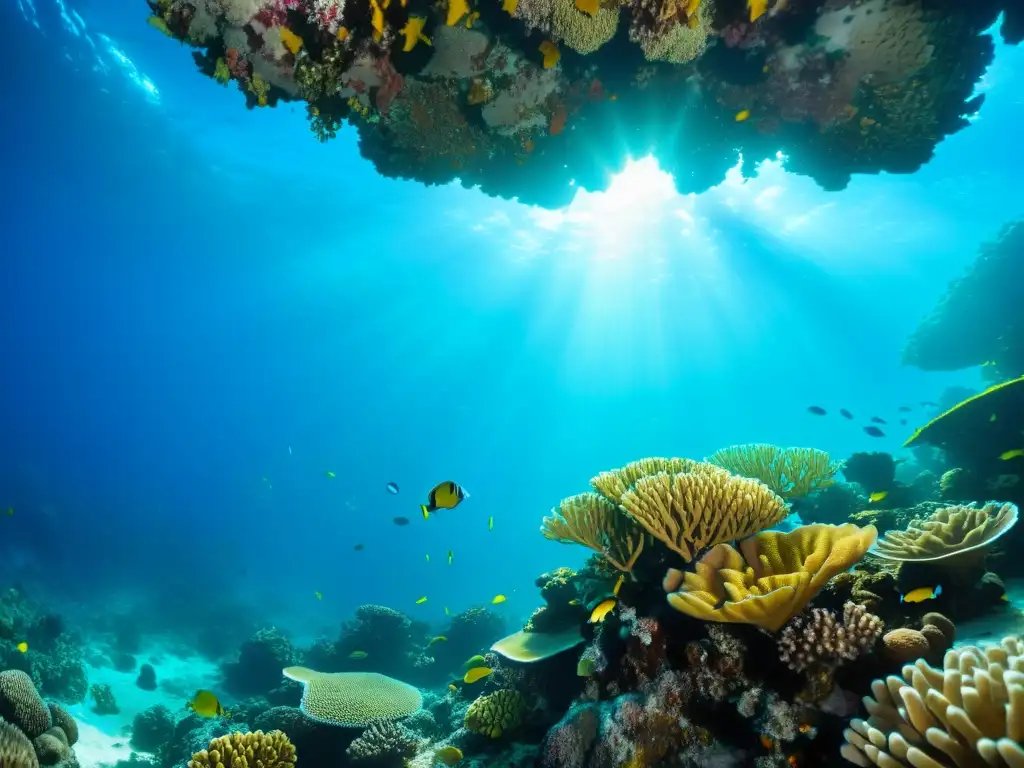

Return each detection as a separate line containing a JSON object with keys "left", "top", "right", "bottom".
{"left": 870, "top": 502, "right": 1018, "bottom": 563}
{"left": 187, "top": 730, "right": 295, "bottom": 768}
{"left": 841, "top": 635, "right": 1024, "bottom": 767}
{"left": 620, "top": 468, "right": 789, "bottom": 563}
{"left": 541, "top": 492, "right": 647, "bottom": 572}
{"left": 465, "top": 690, "right": 525, "bottom": 738}
{"left": 707, "top": 444, "right": 838, "bottom": 499}
{"left": 664, "top": 523, "right": 878, "bottom": 632}
{"left": 282, "top": 667, "right": 422, "bottom": 726}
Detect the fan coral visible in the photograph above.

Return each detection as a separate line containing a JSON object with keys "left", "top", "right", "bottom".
{"left": 841, "top": 635, "right": 1024, "bottom": 767}
{"left": 664, "top": 523, "right": 878, "bottom": 632}
{"left": 0, "top": 720, "right": 38, "bottom": 768}
{"left": 282, "top": 666, "right": 422, "bottom": 726}
{"left": 345, "top": 720, "right": 419, "bottom": 763}
{"left": 465, "top": 690, "right": 526, "bottom": 738}
{"left": 620, "top": 466, "right": 789, "bottom": 562}
{"left": 870, "top": 502, "right": 1018, "bottom": 563}
{"left": 778, "top": 602, "right": 884, "bottom": 673}
{"left": 708, "top": 444, "right": 839, "bottom": 499}
{"left": 187, "top": 730, "right": 296, "bottom": 768}
{"left": 0, "top": 670, "right": 51, "bottom": 738}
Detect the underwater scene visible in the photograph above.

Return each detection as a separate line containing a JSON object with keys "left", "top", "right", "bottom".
{"left": 4, "top": 0, "right": 1024, "bottom": 765}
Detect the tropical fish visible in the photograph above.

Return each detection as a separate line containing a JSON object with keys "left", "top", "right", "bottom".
{"left": 429, "top": 636, "right": 448, "bottom": 645}
{"left": 863, "top": 426, "right": 885, "bottom": 438}
{"left": 868, "top": 491, "right": 888, "bottom": 503}
{"left": 747, "top": 0, "right": 766, "bottom": 22}
{"left": 577, "top": 657, "right": 596, "bottom": 676}
{"left": 435, "top": 746, "right": 464, "bottom": 765}
{"left": 370, "top": 0, "right": 385, "bottom": 39}
{"left": 416, "top": 596, "right": 428, "bottom": 604}
{"left": 337, "top": 26, "right": 350, "bottom": 40}
{"left": 491, "top": 594, "right": 507, "bottom": 604}
{"left": 314, "top": 591, "right": 323, "bottom": 600}
{"left": 760, "top": 735, "right": 774, "bottom": 749}
{"left": 613, "top": 574, "right": 625, "bottom": 597}
{"left": 421, "top": 481, "right": 469, "bottom": 519}
{"left": 839, "top": 409, "right": 854, "bottom": 419}
{"left": 539, "top": 40, "right": 560, "bottom": 69}
{"left": 463, "top": 667, "right": 493, "bottom": 684}
{"left": 325, "top": 471, "right": 336, "bottom": 478}
{"left": 999, "top": 449, "right": 1024, "bottom": 460}
{"left": 444, "top": 606, "right": 450, "bottom": 615}
{"left": 447, "top": 550, "right": 453, "bottom": 565}
{"left": 349, "top": 650, "right": 368, "bottom": 659}
{"left": 464, "top": 10, "right": 479, "bottom": 27}
{"left": 448, "top": 683, "right": 458, "bottom": 692}
{"left": 898, "top": 406, "right": 912, "bottom": 412}
{"left": 488, "top": 516, "right": 494, "bottom": 531}
{"left": 464, "top": 655, "right": 486, "bottom": 667}
{"left": 400, "top": 16, "right": 431, "bottom": 51}
{"left": 870, "top": 417, "right": 887, "bottom": 425}
{"left": 569, "top": 599, "right": 580, "bottom": 606}
{"left": 807, "top": 406, "right": 826, "bottom": 415}
{"left": 354, "top": 543, "right": 365, "bottom": 551}
{"left": 387, "top": 482, "right": 400, "bottom": 494}
{"left": 425, "top": 554, "right": 431, "bottom": 562}
{"left": 589, "top": 598, "right": 617, "bottom": 623}
{"left": 393, "top": 516, "right": 411, "bottom": 526}
{"left": 187, "top": 690, "right": 225, "bottom": 718}
{"left": 574, "top": 0, "right": 597, "bottom": 15}
{"left": 798, "top": 723, "right": 816, "bottom": 736}
{"left": 901, "top": 585, "right": 942, "bottom": 604}
{"left": 735, "top": 109, "right": 750, "bottom": 122}
{"left": 446, "top": 0, "right": 469, "bottom": 26}
{"left": 16, "top": 642, "right": 28, "bottom": 653}
{"left": 502, "top": 0, "right": 517, "bottom": 13}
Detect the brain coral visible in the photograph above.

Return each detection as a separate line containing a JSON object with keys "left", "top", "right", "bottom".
{"left": 282, "top": 666, "right": 422, "bottom": 727}
{"left": 0, "top": 720, "right": 39, "bottom": 768}
{"left": 0, "top": 671, "right": 52, "bottom": 738}
{"left": 465, "top": 690, "right": 526, "bottom": 738}
{"left": 46, "top": 703, "right": 78, "bottom": 746}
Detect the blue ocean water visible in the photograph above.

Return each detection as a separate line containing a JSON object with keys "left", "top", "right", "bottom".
{"left": 2, "top": 2, "right": 1024, "bottom": 765}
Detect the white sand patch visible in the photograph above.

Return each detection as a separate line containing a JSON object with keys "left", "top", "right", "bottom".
{"left": 954, "top": 577, "right": 1024, "bottom": 647}
{"left": 71, "top": 719, "right": 142, "bottom": 768}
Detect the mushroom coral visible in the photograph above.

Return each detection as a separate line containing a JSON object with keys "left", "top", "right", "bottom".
{"left": 840, "top": 635, "right": 1024, "bottom": 767}
{"left": 663, "top": 523, "right": 878, "bottom": 632}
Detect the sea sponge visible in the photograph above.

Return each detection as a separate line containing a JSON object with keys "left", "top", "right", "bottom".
{"left": 541, "top": 492, "right": 647, "bottom": 572}
{"left": 664, "top": 523, "right": 878, "bottom": 632}
{"left": 187, "top": 730, "right": 295, "bottom": 768}
{"left": 47, "top": 702, "right": 78, "bottom": 746}
{"left": 840, "top": 635, "right": 1024, "bottom": 767}
{"left": 490, "top": 627, "right": 584, "bottom": 662}
{"left": 464, "top": 690, "right": 526, "bottom": 738}
{"left": 550, "top": 0, "right": 619, "bottom": 54}
{"left": 345, "top": 720, "right": 418, "bottom": 763}
{"left": 870, "top": 502, "right": 1018, "bottom": 563}
{"left": 0, "top": 720, "right": 39, "bottom": 768}
{"left": 708, "top": 444, "right": 839, "bottom": 500}
{"left": 0, "top": 670, "right": 52, "bottom": 738}
{"left": 621, "top": 467, "right": 790, "bottom": 563}
{"left": 281, "top": 667, "right": 422, "bottom": 726}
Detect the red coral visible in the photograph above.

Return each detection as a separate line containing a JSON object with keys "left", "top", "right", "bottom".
{"left": 225, "top": 48, "right": 251, "bottom": 79}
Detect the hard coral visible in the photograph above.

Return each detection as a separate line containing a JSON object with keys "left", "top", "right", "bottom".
{"left": 187, "top": 730, "right": 296, "bottom": 768}
{"left": 778, "top": 602, "right": 883, "bottom": 674}
{"left": 465, "top": 689, "right": 526, "bottom": 738}
{"left": 870, "top": 502, "right": 1018, "bottom": 564}
{"left": 282, "top": 666, "right": 423, "bottom": 726}
{"left": 223, "top": 627, "right": 295, "bottom": 697}
{"left": 709, "top": 444, "right": 839, "bottom": 500}
{"left": 0, "top": 670, "right": 52, "bottom": 738}
{"left": 345, "top": 720, "right": 418, "bottom": 764}
{"left": 0, "top": 720, "right": 38, "bottom": 768}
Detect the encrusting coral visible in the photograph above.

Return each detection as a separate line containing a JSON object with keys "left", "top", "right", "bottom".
{"left": 870, "top": 502, "right": 1018, "bottom": 563}
{"left": 464, "top": 689, "right": 526, "bottom": 738}
{"left": 663, "top": 523, "right": 878, "bottom": 632}
{"left": 281, "top": 666, "right": 423, "bottom": 726}
{"left": 778, "top": 601, "right": 884, "bottom": 674}
{"left": 707, "top": 444, "right": 839, "bottom": 500}
{"left": 841, "top": 635, "right": 1024, "bottom": 767}
{"left": 187, "top": 729, "right": 296, "bottom": 768}
{"left": 345, "top": 720, "right": 419, "bottom": 764}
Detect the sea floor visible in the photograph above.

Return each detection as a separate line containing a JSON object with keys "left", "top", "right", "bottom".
{"left": 68, "top": 646, "right": 220, "bottom": 767}
{"left": 954, "top": 576, "right": 1024, "bottom": 647}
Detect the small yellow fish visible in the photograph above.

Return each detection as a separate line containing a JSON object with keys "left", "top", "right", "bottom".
{"left": 349, "top": 650, "right": 368, "bottom": 659}
{"left": 435, "top": 746, "right": 464, "bottom": 765}
{"left": 747, "top": 0, "right": 766, "bottom": 21}
{"left": 569, "top": 599, "right": 580, "bottom": 606}
{"left": 399, "top": 16, "right": 431, "bottom": 52}
{"left": 444, "top": 606, "right": 450, "bottom": 615}
{"left": 314, "top": 591, "right": 323, "bottom": 600}
{"left": 539, "top": 39, "right": 559, "bottom": 69}
{"left": 1001, "top": 594, "right": 1010, "bottom": 602}
{"left": 446, "top": 0, "right": 469, "bottom": 27}
{"left": 416, "top": 596, "right": 428, "bottom": 604}
{"left": 187, "top": 690, "right": 225, "bottom": 718}
{"left": 501, "top": 0, "right": 517, "bottom": 13}
{"left": 464, "top": 654, "right": 486, "bottom": 667}
{"left": 488, "top": 516, "right": 494, "bottom": 531}
{"left": 613, "top": 574, "right": 625, "bottom": 597}
{"left": 429, "top": 635, "right": 448, "bottom": 645}
{"left": 901, "top": 585, "right": 942, "bottom": 604}
{"left": 464, "top": 10, "right": 479, "bottom": 27}
{"left": 735, "top": 109, "right": 750, "bottom": 121}
{"left": 369, "top": 0, "right": 384, "bottom": 40}
{"left": 16, "top": 642, "right": 28, "bottom": 653}
{"left": 463, "top": 666, "right": 493, "bottom": 684}
{"left": 325, "top": 471, "right": 336, "bottom": 478}
{"left": 491, "top": 594, "right": 507, "bottom": 604}
{"left": 589, "top": 598, "right": 617, "bottom": 623}
{"left": 425, "top": 554, "right": 431, "bottom": 562}
{"left": 447, "top": 550, "right": 453, "bottom": 565}
{"left": 868, "top": 491, "right": 889, "bottom": 503}
{"left": 422, "top": 481, "right": 469, "bottom": 518}
{"left": 337, "top": 25, "right": 350, "bottom": 40}
{"left": 448, "top": 683, "right": 458, "bottom": 692}
{"left": 999, "top": 449, "right": 1024, "bottom": 460}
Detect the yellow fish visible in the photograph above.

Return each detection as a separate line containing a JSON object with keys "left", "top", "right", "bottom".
{"left": 16, "top": 642, "right": 28, "bottom": 653}
{"left": 446, "top": 0, "right": 469, "bottom": 26}
{"left": 569, "top": 599, "right": 580, "bottom": 606}
{"left": 1001, "top": 594, "right": 1010, "bottom": 602}
{"left": 421, "top": 481, "right": 469, "bottom": 519}
{"left": 447, "top": 550, "right": 453, "bottom": 565}
{"left": 464, "top": 654, "right": 486, "bottom": 667}
{"left": 349, "top": 650, "right": 369, "bottom": 659}
{"left": 502, "top": 0, "right": 517, "bottom": 13}
{"left": 488, "top": 516, "right": 494, "bottom": 530}
{"left": 868, "top": 491, "right": 889, "bottom": 503}
{"left": 325, "top": 471, "right": 336, "bottom": 478}
{"left": 464, "top": 10, "right": 479, "bottom": 27}
{"left": 735, "top": 109, "right": 750, "bottom": 121}
{"left": 491, "top": 594, "right": 507, "bottom": 604}
{"left": 279, "top": 26, "right": 303, "bottom": 54}
{"left": 416, "top": 596, "right": 428, "bottom": 604}
{"left": 370, "top": 0, "right": 385, "bottom": 40}
{"left": 435, "top": 746, "right": 464, "bottom": 765}
{"left": 747, "top": 0, "right": 766, "bottom": 21}
{"left": 400, "top": 16, "right": 431, "bottom": 52}
{"left": 448, "top": 683, "right": 458, "bottom": 692}
{"left": 186, "top": 690, "right": 225, "bottom": 718}
{"left": 425, "top": 554, "right": 431, "bottom": 562}
{"left": 337, "top": 26, "right": 350, "bottom": 40}
{"left": 613, "top": 574, "right": 625, "bottom": 597}
{"left": 539, "top": 40, "right": 559, "bottom": 69}
{"left": 574, "top": 0, "right": 597, "bottom": 13}
{"left": 444, "top": 606, "right": 450, "bottom": 616}
{"left": 589, "top": 598, "right": 617, "bottom": 623}
{"left": 901, "top": 585, "right": 942, "bottom": 604}
{"left": 999, "top": 449, "right": 1024, "bottom": 460}
{"left": 463, "top": 666, "right": 493, "bottom": 684}
{"left": 314, "top": 591, "right": 323, "bottom": 600}
{"left": 429, "top": 635, "right": 448, "bottom": 645}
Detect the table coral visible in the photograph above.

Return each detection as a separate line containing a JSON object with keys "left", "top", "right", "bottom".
{"left": 282, "top": 666, "right": 423, "bottom": 726}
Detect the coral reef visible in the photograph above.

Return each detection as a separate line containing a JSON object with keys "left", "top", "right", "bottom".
{"left": 778, "top": 602, "right": 883, "bottom": 674}
{"left": 222, "top": 627, "right": 296, "bottom": 697}
{"left": 0, "top": 668, "right": 82, "bottom": 768}
{"left": 707, "top": 444, "right": 838, "bottom": 499}
{"left": 282, "top": 666, "right": 423, "bottom": 726}
{"left": 465, "top": 690, "right": 526, "bottom": 738}
{"left": 136, "top": 663, "right": 157, "bottom": 691}
{"left": 131, "top": 705, "right": 175, "bottom": 752}
{"left": 89, "top": 683, "right": 119, "bottom": 715}
{"left": 345, "top": 720, "right": 419, "bottom": 764}
{"left": 187, "top": 730, "right": 296, "bottom": 768}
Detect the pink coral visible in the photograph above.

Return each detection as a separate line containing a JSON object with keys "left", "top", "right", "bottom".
{"left": 374, "top": 57, "right": 404, "bottom": 115}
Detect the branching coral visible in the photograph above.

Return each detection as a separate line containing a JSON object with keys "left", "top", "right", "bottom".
{"left": 870, "top": 502, "right": 1018, "bottom": 563}
{"left": 590, "top": 457, "right": 710, "bottom": 504}
{"left": 541, "top": 492, "right": 647, "bottom": 572}
{"left": 708, "top": 444, "right": 839, "bottom": 500}
{"left": 841, "top": 636, "right": 1024, "bottom": 767}
{"left": 628, "top": 0, "right": 712, "bottom": 64}
{"left": 664, "top": 523, "right": 878, "bottom": 632}
{"left": 345, "top": 720, "right": 419, "bottom": 764}
{"left": 465, "top": 690, "right": 526, "bottom": 738}
{"left": 778, "top": 602, "right": 883, "bottom": 673}
{"left": 282, "top": 666, "right": 422, "bottom": 726}
{"left": 187, "top": 730, "right": 296, "bottom": 768}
